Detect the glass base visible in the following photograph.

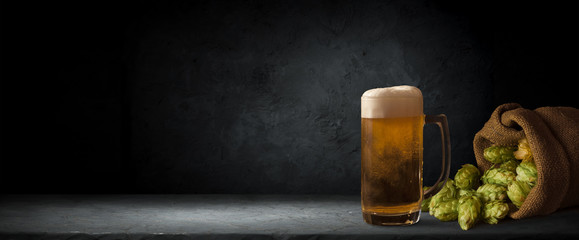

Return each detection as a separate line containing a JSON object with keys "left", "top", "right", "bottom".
{"left": 363, "top": 211, "right": 421, "bottom": 226}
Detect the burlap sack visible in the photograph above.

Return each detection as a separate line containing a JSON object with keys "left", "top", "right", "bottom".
{"left": 473, "top": 103, "right": 579, "bottom": 219}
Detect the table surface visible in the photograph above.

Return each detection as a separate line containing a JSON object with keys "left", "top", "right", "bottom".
{"left": 0, "top": 194, "right": 578, "bottom": 239}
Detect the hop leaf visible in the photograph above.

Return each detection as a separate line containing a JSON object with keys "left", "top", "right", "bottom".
{"left": 481, "top": 167, "right": 516, "bottom": 186}
{"left": 482, "top": 200, "right": 509, "bottom": 224}
{"left": 484, "top": 146, "right": 517, "bottom": 164}
{"left": 431, "top": 198, "right": 459, "bottom": 221}
{"left": 429, "top": 179, "right": 457, "bottom": 210}
{"left": 507, "top": 180, "right": 532, "bottom": 208}
{"left": 454, "top": 164, "right": 481, "bottom": 190}
{"left": 516, "top": 161, "right": 538, "bottom": 187}
{"left": 476, "top": 184, "right": 507, "bottom": 203}
{"left": 458, "top": 195, "right": 482, "bottom": 230}
{"left": 500, "top": 159, "right": 520, "bottom": 173}
{"left": 514, "top": 138, "right": 533, "bottom": 162}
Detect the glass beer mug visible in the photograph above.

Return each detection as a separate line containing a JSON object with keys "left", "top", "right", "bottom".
{"left": 361, "top": 85, "right": 451, "bottom": 225}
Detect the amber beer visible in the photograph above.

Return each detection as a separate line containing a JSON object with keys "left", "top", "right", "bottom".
{"left": 361, "top": 86, "right": 450, "bottom": 226}
{"left": 361, "top": 116, "right": 424, "bottom": 223}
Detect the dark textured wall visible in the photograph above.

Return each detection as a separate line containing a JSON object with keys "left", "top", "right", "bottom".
{"left": 126, "top": 0, "right": 495, "bottom": 193}
{"left": 1, "top": 0, "right": 577, "bottom": 193}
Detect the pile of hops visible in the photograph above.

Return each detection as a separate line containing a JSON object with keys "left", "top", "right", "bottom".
{"left": 423, "top": 138, "right": 538, "bottom": 230}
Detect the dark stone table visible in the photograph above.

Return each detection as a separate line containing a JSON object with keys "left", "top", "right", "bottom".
{"left": 1, "top": 195, "right": 577, "bottom": 239}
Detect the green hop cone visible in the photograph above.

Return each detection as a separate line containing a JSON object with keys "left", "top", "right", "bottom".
{"left": 484, "top": 146, "right": 517, "bottom": 164}
{"left": 422, "top": 181, "right": 445, "bottom": 211}
{"left": 500, "top": 159, "right": 520, "bottom": 173}
{"left": 516, "top": 161, "right": 538, "bottom": 187}
{"left": 458, "top": 189, "right": 478, "bottom": 198}
{"left": 458, "top": 195, "right": 482, "bottom": 230}
{"left": 422, "top": 186, "right": 432, "bottom": 211}
{"left": 431, "top": 198, "right": 459, "bottom": 221}
{"left": 454, "top": 164, "right": 481, "bottom": 190}
{"left": 482, "top": 200, "right": 509, "bottom": 224}
{"left": 513, "top": 138, "right": 533, "bottom": 162}
{"left": 476, "top": 184, "right": 507, "bottom": 203}
{"left": 481, "top": 167, "right": 516, "bottom": 186}
{"left": 429, "top": 179, "right": 457, "bottom": 210}
{"left": 507, "top": 180, "right": 532, "bottom": 208}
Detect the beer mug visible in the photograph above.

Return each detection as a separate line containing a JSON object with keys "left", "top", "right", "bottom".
{"left": 361, "top": 85, "right": 451, "bottom": 225}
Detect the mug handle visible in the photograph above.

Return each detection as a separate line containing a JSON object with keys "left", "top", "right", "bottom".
{"left": 423, "top": 114, "right": 452, "bottom": 198}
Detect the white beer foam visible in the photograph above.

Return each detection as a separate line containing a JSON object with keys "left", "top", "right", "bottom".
{"left": 361, "top": 85, "right": 423, "bottom": 118}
